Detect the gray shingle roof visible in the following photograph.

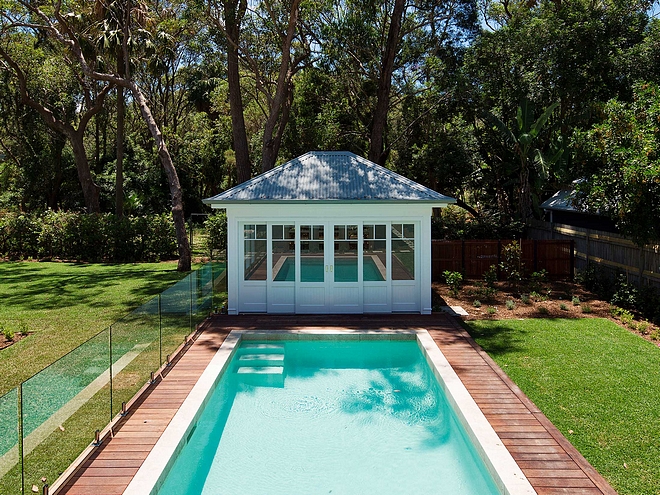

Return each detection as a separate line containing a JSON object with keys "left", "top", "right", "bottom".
{"left": 203, "top": 151, "right": 455, "bottom": 204}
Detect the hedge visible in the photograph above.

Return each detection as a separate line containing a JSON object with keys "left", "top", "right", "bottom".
{"left": 0, "top": 210, "right": 177, "bottom": 262}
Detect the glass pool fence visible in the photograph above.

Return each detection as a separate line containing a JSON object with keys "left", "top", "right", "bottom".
{"left": 0, "top": 261, "right": 227, "bottom": 495}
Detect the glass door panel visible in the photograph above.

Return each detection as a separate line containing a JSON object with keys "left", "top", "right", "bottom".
{"left": 300, "top": 224, "right": 324, "bottom": 282}
{"left": 272, "top": 225, "right": 295, "bottom": 281}
{"left": 363, "top": 224, "right": 387, "bottom": 281}
{"left": 334, "top": 225, "right": 358, "bottom": 282}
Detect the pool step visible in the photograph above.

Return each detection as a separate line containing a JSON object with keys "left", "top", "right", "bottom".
{"left": 240, "top": 343, "right": 285, "bottom": 354}
{"left": 236, "top": 364, "right": 285, "bottom": 387}
{"left": 238, "top": 353, "right": 285, "bottom": 367}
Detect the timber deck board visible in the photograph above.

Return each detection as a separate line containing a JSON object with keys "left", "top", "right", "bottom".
{"left": 58, "top": 314, "right": 616, "bottom": 495}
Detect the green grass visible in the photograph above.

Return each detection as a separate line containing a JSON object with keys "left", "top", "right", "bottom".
{"left": 466, "top": 318, "right": 660, "bottom": 495}
{"left": 0, "top": 261, "right": 192, "bottom": 395}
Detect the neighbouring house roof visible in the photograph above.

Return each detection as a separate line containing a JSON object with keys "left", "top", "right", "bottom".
{"left": 203, "top": 151, "right": 455, "bottom": 205}
{"left": 540, "top": 189, "right": 578, "bottom": 212}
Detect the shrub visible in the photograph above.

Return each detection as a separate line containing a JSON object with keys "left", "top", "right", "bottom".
{"left": 582, "top": 304, "right": 593, "bottom": 314}
{"left": 486, "top": 306, "right": 497, "bottom": 315}
{"left": 572, "top": 296, "right": 580, "bottom": 306}
{"left": 483, "top": 264, "right": 498, "bottom": 288}
{"left": 560, "top": 303, "right": 568, "bottom": 311}
{"left": 538, "top": 306, "right": 549, "bottom": 315}
{"left": 506, "top": 299, "right": 515, "bottom": 310}
{"left": 611, "top": 274, "right": 638, "bottom": 310}
{"left": 521, "top": 294, "right": 531, "bottom": 304}
{"left": 473, "top": 300, "right": 482, "bottom": 308}
{"left": 443, "top": 270, "right": 463, "bottom": 297}
{"left": 205, "top": 212, "right": 227, "bottom": 257}
{"left": 499, "top": 241, "right": 523, "bottom": 287}
{"left": 529, "top": 269, "right": 548, "bottom": 292}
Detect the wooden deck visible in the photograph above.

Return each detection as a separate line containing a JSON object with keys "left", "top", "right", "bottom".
{"left": 58, "top": 314, "right": 616, "bottom": 495}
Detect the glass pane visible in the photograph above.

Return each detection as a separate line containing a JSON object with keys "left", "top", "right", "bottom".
{"left": 272, "top": 225, "right": 283, "bottom": 240}
{"left": 22, "top": 329, "right": 111, "bottom": 493}
{"left": 364, "top": 240, "right": 387, "bottom": 281}
{"left": 301, "top": 240, "right": 324, "bottom": 282}
{"left": 300, "top": 225, "right": 311, "bottom": 240}
{"left": 347, "top": 225, "right": 358, "bottom": 240}
{"left": 403, "top": 224, "right": 415, "bottom": 239}
{"left": 111, "top": 298, "right": 160, "bottom": 417}
{"left": 244, "top": 239, "right": 267, "bottom": 280}
{"left": 392, "top": 239, "right": 415, "bottom": 280}
{"left": 334, "top": 225, "right": 345, "bottom": 240}
{"left": 391, "top": 224, "right": 403, "bottom": 238}
{"left": 273, "top": 240, "right": 295, "bottom": 281}
{"left": 161, "top": 275, "right": 193, "bottom": 363}
{"left": 0, "top": 388, "right": 20, "bottom": 495}
{"left": 285, "top": 225, "right": 295, "bottom": 239}
{"left": 375, "top": 224, "right": 386, "bottom": 239}
{"left": 334, "top": 240, "right": 358, "bottom": 282}
{"left": 244, "top": 224, "right": 255, "bottom": 239}
{"left": 256, "top": 224, "right": 267, "bottom": 239}
{"left": 363, "top": 225, "right": 374, "bottom": 240}
{"left": 313, "top": 225, "right": 324, "bottom": 240}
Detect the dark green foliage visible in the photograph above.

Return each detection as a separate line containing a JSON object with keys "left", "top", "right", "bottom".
{"left": 431, "top": 207, "right": 525, "bottom": 240}
{"left": 443, "top": 270, "right": 463, "bottom": 297}
{"left": 0, "top": 211, "right": 176, "bottom": 262}
{"left": 204, "top": 211, "right": 227, "bottom": 257}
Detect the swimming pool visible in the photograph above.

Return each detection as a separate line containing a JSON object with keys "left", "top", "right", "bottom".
{"left": 125, "top": 331, "right": 535, "bottom": 495}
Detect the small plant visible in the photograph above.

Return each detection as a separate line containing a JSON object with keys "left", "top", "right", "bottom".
{"left": 473, "top": 300, "right": 482, "bottom": 308}
{"left": 483, "top": 264, "right": 498, "bottom": 288}
{"left": 572, "top": 296, "right": 580, "bottom": 306}
{"left": 538, "top": 306, "right": 549, "bottom": 315}
{"left": 638, "top": 321, "right": 650, "bottom": 334}
{"left": 582, "top": 304, "right": 593, "bottom": 314}
{"left": 530, "top": 291, "right": 548, "bottom": 302}
{"left": 505, "top": 299, "right": 516, "bottom": 310}
{"left": 529, "top": 269, "right": 548, "bottom": 292}
{"left": 620, "top": 311, "right": 634, "bottom": 326}
{"left": 500, "top": 241, "right": 523, "bottom": 289}
{"left": 2, "top": 325, "right": 14, "bottom": 341}
{"left": 443, "top": 270, "right": 463, "bottom": 297}
{"left": 520, "top": 294, "right": 531, "bottom": 305}
{"left": 560, "top": 303, "right": 568, "bottom": 311}
{"left": 486, "top": 306, "right": 497, "bottom": 315}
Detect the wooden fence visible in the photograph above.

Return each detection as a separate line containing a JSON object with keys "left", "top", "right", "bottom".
{"left": 432, "top": 239, "right": 574, "bottom": 282}
{"left": 528, "top": 220, "right": 660, "bottom": 289}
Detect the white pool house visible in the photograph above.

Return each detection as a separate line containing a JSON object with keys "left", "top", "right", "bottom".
{"left": 203, "top": 151, "right": 455, "bottom": 314}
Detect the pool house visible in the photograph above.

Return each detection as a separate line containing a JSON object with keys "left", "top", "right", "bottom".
{"left": 203, "top": 151, "right": 455, "bottom": 314}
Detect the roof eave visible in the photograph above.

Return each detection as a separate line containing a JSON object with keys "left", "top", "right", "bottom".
{"left": 203, "top": 198, "right": 456, "bottom": 206}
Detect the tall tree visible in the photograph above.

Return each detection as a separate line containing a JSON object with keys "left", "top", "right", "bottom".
{"left": 0, "top": 31, "right": 111, "bottom": 212}
{"left": 8, "top": 0, "right": 192, "bottom": 270}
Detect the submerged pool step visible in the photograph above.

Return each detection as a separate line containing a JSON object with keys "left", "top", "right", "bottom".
{"left": 236, "top": 364, "right": 285, "bottom": 387}
{"left": 239, "top": 343, "right": 285, "bottom": 354}
{"left": 238, "top": 353, "right": 285, "bottom": 367}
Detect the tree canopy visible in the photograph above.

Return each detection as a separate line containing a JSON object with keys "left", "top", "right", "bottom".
{"left": 0, "top": 0, "right": 658, "bottom": 253}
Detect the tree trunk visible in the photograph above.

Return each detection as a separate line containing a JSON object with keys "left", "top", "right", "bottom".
{"left": 225, "top": 0, "right": 251, "bottom": 184}
{"left": 368, "top": 0, "right": 405, "bottom": 166}
{"left": 129, "top": 82, "right": 191, "bottom": 271}
{"left": 70, "top": 130, "right": 101, "bottom": 213}
{"left": 261, "top": 0, "right": 300, "bottom": 173}
{"left": 116, "top": 85, "right": 125, "bottom": 217}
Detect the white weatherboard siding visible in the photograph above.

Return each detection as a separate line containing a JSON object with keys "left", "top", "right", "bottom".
{"left": 223, "top": 203, "right": 433, "bottom": 314}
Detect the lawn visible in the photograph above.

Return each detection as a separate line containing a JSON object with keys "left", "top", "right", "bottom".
{"left": 0, "top": 261, "right": 192, "bottom": 395}
{"left": 467, "top": 318, "right": 660, "bottom": 495}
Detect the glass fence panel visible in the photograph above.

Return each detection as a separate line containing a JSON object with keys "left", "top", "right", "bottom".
{"left": 192, "top": 264, "right": 213, "bottom": 327}
{"left": 22, "top": 328, "right": 110, "bottom": 492}
{"left": 212, "top": 261, "right": 228, "bottom": 307}
{"left": 0, "top": 387, "right": 20, "bottom": 495}
{"left": 111, "top": 297, "right": 160, "bottom": 417}
{"left": 161, "top": 273, "right": 193, "bottom": 362}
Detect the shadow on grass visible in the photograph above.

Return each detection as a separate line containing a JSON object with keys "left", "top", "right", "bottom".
{"left": 463, "top": 321, "right": 529, "bottom": 357}
{"left": 0, "top": 262, "right": 183, "bottom": 313}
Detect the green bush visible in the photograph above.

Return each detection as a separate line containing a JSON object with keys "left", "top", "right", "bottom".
{"left": 204, "top": 212, "right": 227, "bottom": 257}
{"left": 0, "top": 210, "right": 177, "bottom": 262}
{"left": 443, "top": 270, "right": 463, "bottom": 297}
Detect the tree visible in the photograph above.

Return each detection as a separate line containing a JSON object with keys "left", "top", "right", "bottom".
{"left": 487, "top": 100, "right": 562, "bottom": 222}
{"left": 6, "top": 0, "right": 192, "bottom": 270}
{"left": 0, "top": 29, "right": 111, "bottom": 212}
{"left": 573, "top": 82, "right": 660, "bottom": 245}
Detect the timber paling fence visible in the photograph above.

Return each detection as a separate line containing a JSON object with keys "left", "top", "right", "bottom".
{"left": 528, "top": 220, "right": 660, "bottom": 289}
{"left": 432, "top": 239, "right": 574, "bottom": 282}
{"left": 0, "top": 261, "right": 227, "bottom": 495}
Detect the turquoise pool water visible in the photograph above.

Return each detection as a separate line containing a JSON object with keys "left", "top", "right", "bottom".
{"left": 155, "top": 339, "right": 501, "bottom": 495}
{"left": 274, "top": 257, "right": 384, "bottom": 282}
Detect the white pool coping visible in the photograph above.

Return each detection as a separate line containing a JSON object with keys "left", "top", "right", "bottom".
{"left": 124, "top": 329, "right": 536, "bottom": 495}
